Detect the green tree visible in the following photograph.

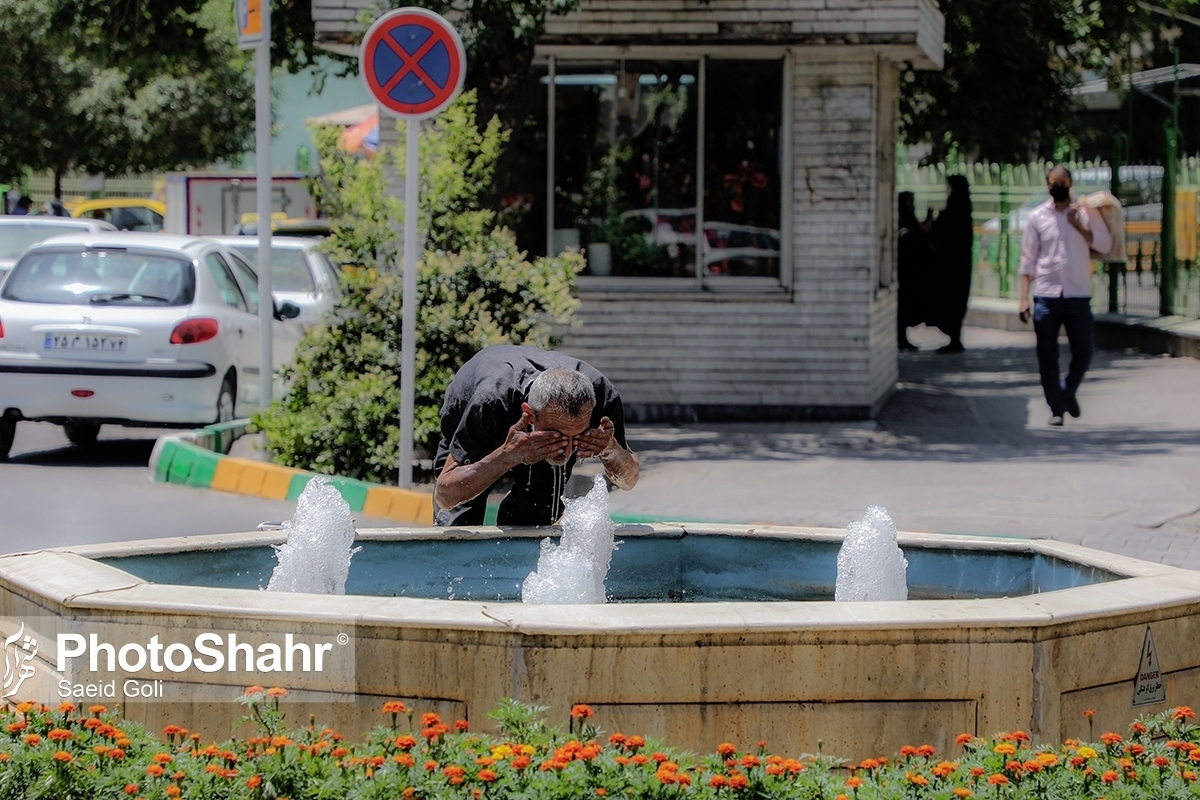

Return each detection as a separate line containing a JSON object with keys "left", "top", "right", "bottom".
{"left": 252, "top": 92, "right": 583, "bottom": 484}
{"left": 0, "top": 0, "right": 253, "bottom": 192}
{"left": 900, "top": 0, "right": 1195, "bottom": 162}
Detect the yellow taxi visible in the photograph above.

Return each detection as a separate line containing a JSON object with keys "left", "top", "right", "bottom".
{"left": 71, "top": 198, "right": 167, "bottom": 232}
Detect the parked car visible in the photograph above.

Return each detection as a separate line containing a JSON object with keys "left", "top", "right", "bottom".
{"left": 211, "top": 236, "right": 342, "bottom": 326}
{"left": 0, "top": 232, "right": 301, "bottom": 458}
{"left": 0, "top": 216, "right": 117, "bottom": 283}
{"left": 71, "top": 198, "right": 167, "bottom": 232}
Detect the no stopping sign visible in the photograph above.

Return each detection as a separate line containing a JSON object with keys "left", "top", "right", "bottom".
{"left": 360, "top": 7, "right": 466, "bottom": 119}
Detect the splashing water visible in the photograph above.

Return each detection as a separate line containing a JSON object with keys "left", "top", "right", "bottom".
{"left": 521, "top": 474, "right": 616, "bottom": 604}
{"left": 834, "top": 505, "right": 908, "bottom": 601}
{"left": 267, "top": 476, "right": 361, "bottom": 594}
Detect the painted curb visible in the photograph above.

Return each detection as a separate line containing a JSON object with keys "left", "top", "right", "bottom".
{"left": 149, "top": 422, "right": 433, "bottom": 525}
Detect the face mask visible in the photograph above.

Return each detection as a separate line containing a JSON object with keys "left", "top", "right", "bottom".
{"left": 1049, "top": 185, "right": 1070, "bottom": 203}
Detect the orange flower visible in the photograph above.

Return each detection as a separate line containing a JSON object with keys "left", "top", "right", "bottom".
{"left": 740, "top": 754, "right": 760, "bottom": 767}
{"left": 987, "top": 774, "right": 1009, "bottom": 785}
{"left": 709, "top": 775, "right": 729, "bottom": 788}
{"left": 717, "top": 742, "right": 737, "bottom": 757}
{"left": 162, "top": 725, "right": 184, "bottom": 737}
{"left": 146, "top": 765, "right": 165, "bottom": 777}
{"left": 51, "top": 751, "right": 73, "bottom": 763}
{"left": 1156, "top": 755, "right": 1173, "bottom": 767}
{"left": 246, "top": 775, "right": 262, "bottom": 789}
{"left": 1132, "top": 721, "right": 1148, "bottom": 734}
{"left": 845, "top": 776, "right": 864, "bottom": 788}
{"left": 5, "top": 722, "right": 25, "bottom": 734}
{"left": 916, "top": 744, "right": 936, "bottom": 757}
{"left": 571, "top": 704, "right": 594, "bottom": 719}
{"left": 107, "top": 749, "right": 126, "bottom": 760}
{"left": 123, "top": 784, "right": 139, "bottom": 795}
{"left": 455, "top": 719, "right": 470, "bottom": 731}
{"left": 23, "top": 734, "right": 41, "bottom": 746}
{"left": 382, "top": 701, "right": 407, "bottom": 714}
{"left": 332, "top": 747, "right": 349, "bottom": 758}
{"left": 906, "top": 772, "right": 930, "bottom": 786}
{"left": 57, "top": 703, "right": 76, "bottom": 714}
{"left": 955, "top": 733, "right": 974, "bottom": 746}
{"left": 626, "top": 736, "right": 645, "bottom": 749}
{"left": 969, "top": 767, "right": 986, "bottom": 777}
{"left": 632, "top": 754, "right": 649, "bottom": 765}
{"left": 245, "top": 686, "right": 265, "bottom": 696}
{"left": 402, "top": 789, "right": 416, "bottom": 799}
{"left": 512, "top": 756, "right": 531, "bottom": 770}
{"left": 953, "top": 789, "right": 974, "bottom": 798}
{"left": 609, "top": 733, "right": 626, "bottom": 746}
{"left": 165, "top": 787, "right": 181, "bottom": 798}
{"left": 88, "top": 705, "right": 108, "bottom": 715}
{"left": 1186, "top": 770, "right": 1198, "bottom": 780}
{"left": 899, "top": 745, "right": 917, "bottom": 757}
{"left": 424, "top": 760, "right": 439, "bottom": 772}
{"left": 1101, "top": 732, "right": 1123, "bottom": 746}
{"left": 396, "top": 735, "right": 417, "bottom": 750}
{"left": 153, "top": 753, "right": 174, "bottom": 764}
{"left": 475, "top": 768, "right": 498, "bottom": 783}
{"left": 596, "top": 790, "right": 608, "bottom": 797}
{"left": 729, "top": 774, "right": 749, "bottom": 790}
{"left": 1083, "top": 709, "right": 1096, "bottom": 718}
{"left": 394, "top": 753, "right": 416, "bottom": 767}
{"left": 1102, "top": 770, "right": 1120, "bottom": 783}
{"left": 420, "top": 713, "right": 442, "bottom": 727}
{"left": 994, "top": 743, "right": 1017, "bottom": 756}
{"left": 266, "top": 687, "right": 287, "bottom": 698}
{"left": 1176, "top": 706, "right": 1197, "bottom": 721}
{"left": 47, "top": 729, "right": 72, "bottom": 742}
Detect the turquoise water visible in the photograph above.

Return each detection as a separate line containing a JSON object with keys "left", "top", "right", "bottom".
{"left": 100, "top": 534, "right": 1119, "bottom": 602}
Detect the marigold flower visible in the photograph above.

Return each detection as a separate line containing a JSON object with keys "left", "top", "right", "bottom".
{"left": 677, "top": 774, "right": 693, "bottom": 787}
{"left": 1101, "top": 732, "right": 1123, "bottom": 746}
{"left": 424, "top": 760, "right": 439, "bottom": 772}
{"left": 165, "top": 787, "right": 181, "bottom": 798}
{"left": 899, "top": 745, "right": 917, "bottom": 757}
{"left": 420, "top": 712, "right": 442, "bottom": 727}
{"left": 162, "top": 725, "right": 184, "bottom": 737}
{"left": 955, "top": 733, "right": 974, "bottom": 746}
{"left": 953, "top": 789, "right": 973, "bottom": 798}
{"left": 1186, "top": 770, "right": 1198, "bottom": 780}
{"left": 729, "top": 774, "right": 749, "bottom": 790}
{"left": 1099, "top": 769, "right": 1119, "bottom": 783}
{"left": 512, "top": 756, "right": 531, "bottom": 770}
{"left": 907, "top": 771, "right": 931, "bottom": 786}
{"left": 0, "top": 754, "right": 8, "bottom": 762}
{"left": 1129, "top": 744, "right": 1145, "bottom": 755}
{"left": 108, "top": 749, "right": 126, "bottom": 760}
{"left": 596, "top": 790, "right": 608, "bottom": 796}
{"left": 1132, "top": 721, "right": 1148, "bottom": 734}
{"left": 626, "top": 735, "right": 644, "bottom": 749}
{"left": 47, "top": 728, "right": 72, "bottom": 742}
{"left": 455, "top": 719, "right": 470, "bottom": 731}
{"left": 765, "top": 764, "right": 783, "bottom": 776}
{"left": 22, "top": 734, "right": 41, "bottom": 746}
{"left": 1176, "top": 706, "right": 1197, "bottom": 721}
{"left": 1005, "top": 759, "right": 1023, "bottom": 773}
{"left": 244, "top": 686, "right": 265, "bottom": 696}
{"left": 123, "top": 784, "right": 138, "bottom": 796}
{"left": 632, "top": 754, "right": 649, "bottom": 765}
{"left": 51, "top": 750, "right": 73, "bottom": 763}
{"left": 916, "top": 744, "right": 936, "bottom": 756}
{"left": 932, "top": 760, "right": 958, "bottom": 778}
{"left": 845, "top": 776, "right": 864, "bottom": 788}
{"left": 1023, "top": 760, "right": 1042, "bottom": 773}
{"left": 117, "top": 738, "right": 132, "bottom": 748}
{"left": 246, "top": 775, "right": 262, "bottom": 789}
{"left": 395, "top": 753, "right": 416, "bottom": 767}
{"left": 5, "top": 722, "right": 25, "bottom": 734}
{"left": 1069, "top": 756, "right": 1085, "bottom": 767}
{"left": 382, "top": 701, "right": 406, "bottom": 714}
{"left": 709, "top": 775, "right": 729, "bottom": 788}
{"left": 835, "top": 795, "right": 850, "bottom": 800}
{"left": 146, "top": 765, "right": 165, "bottom": 777}
{"left": 1080, "top": 746, "right": 1099, "bottom": 758}
{"left": 571, "top": 704, "right": 594, "bottom": 719}
{"left": 969, "top": 766, "right": 986, "bottom": 777}
{"left": 57, "top": 702, "right": 76, "bottom": 714}
{"left": 402, "top": 789, "right": 416, "bottom": 799}
{"left": 987, "top": 774, "right": 1009, "bottom": 785}
{"left": 609, "top": 733, "right": 626, "bottom": 746}
{"left": 739, "top": 754, "right": 760, "bottom": 767}
{"left": 266, "top": 687, "right": 287, "bottom": 698}
{"left": 1157, "top": 754, "right": 1174, "bottom": 766}
{"left": 716, "top": 742, "right": 737, "bottom": 756}
{"left": 994, "top": 743, "right": 1016, "bottom": 755}
{"left": 153, "top": 753, "right": 174, "bottom": 764}
{"left": 85, "top": 704, "right": 106, "bottom": 715}
{"left": 1083, "top": 709, "right": 1096, "bottom": 718}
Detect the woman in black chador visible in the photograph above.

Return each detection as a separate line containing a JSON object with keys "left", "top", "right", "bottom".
{"left": 896, "top": 191, "right": 929, "bottom": 350}
{"left": 931, "top": 175, "right": 974, "bottom": 353}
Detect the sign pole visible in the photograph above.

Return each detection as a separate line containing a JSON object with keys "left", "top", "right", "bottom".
{"left": 399, "top": 118, "right": 418, "bottom": 487}
{"left": 255, "top": 0, "right": 273, "bottom": 409}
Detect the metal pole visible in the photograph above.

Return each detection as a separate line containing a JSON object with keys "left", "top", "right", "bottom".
{"left": 399, "top": 118, "right": 419, "bottom": 488}
{"left": 1162, "top": 49, "right": 1180, "bottom": 316}
{"left": 1110, "top": 132, "right": 1125, "bottom": 313}
{"left": 255, "top": 0, "right": 273, "bottom": 408}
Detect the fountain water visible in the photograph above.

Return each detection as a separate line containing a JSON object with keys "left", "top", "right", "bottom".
{"left": 266, "top": 476, "right": 360, "bottom": 594}
{"left": 521, "top": 474, "right": 616, "bottom": 604}
{"left": 834, "top": 505, "right": 908, "bottom": 601}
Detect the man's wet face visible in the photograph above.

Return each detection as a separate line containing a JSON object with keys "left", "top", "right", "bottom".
{"left": 533, "top": 404, "right": 593, "bottom": 466}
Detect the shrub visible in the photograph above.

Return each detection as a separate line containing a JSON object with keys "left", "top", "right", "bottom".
{"left": 2, "top": 695, "right": 1200, "bottom": 799}
{"left": 254, "top": 92, "right": 583, "bottom": 483}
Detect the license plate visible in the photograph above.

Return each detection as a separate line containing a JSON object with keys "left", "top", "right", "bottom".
{"left": 44, "top": 333, "right": 127, "bottom": 353}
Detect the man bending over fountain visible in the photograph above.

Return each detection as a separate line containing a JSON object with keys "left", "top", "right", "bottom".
{"left": 433, "top": 345, "right": 640, "bottom": 526}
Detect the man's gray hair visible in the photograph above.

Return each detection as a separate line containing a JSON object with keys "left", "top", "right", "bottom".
{"left": 527, "top": 369, "right": 595, "bottom": 416}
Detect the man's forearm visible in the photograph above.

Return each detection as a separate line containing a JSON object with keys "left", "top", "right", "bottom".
{"left": 598, "top": 443, "right": 639, "bottom": 490}
{"left": 435, "top": 450, "right": 516, "bottom": 511}
{"left": 1019, "top": 273, "right": 1032, "bottom": 304}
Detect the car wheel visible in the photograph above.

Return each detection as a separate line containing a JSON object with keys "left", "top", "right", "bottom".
{"left": 216, "top": 375, "right": 236, "bottom": 423}
{"left": 0, "top": 416, "right": 15, "bottom": 460}
{"left": 63, "top": 421, "right": 101, "bottom": 446}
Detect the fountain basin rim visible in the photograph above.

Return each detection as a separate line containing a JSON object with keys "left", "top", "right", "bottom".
{"left": 2, "top": 525, "right": 1198, "bottom": 639}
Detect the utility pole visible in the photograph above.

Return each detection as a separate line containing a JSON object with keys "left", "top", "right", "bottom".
{"left": 1161, "top": 47, "right": 1180, "bottom": 316}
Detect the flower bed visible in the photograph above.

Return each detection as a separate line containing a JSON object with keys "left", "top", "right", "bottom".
{"left": 1, "top": 690, "right": 1199, "bottom": 799}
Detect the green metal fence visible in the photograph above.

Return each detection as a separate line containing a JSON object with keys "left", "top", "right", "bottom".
{"left": 898, "top": 159, "right": 1200, "bottom": 319}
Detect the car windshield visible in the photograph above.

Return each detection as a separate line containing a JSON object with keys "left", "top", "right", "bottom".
{"left": 1, "top": 248, "right": 194, "bottom": 306}
{"left": 0, "top": 223, "right": 90, "bottom": 259}
{"left": 230, "top": 246, "right": 315, "bottom": 292}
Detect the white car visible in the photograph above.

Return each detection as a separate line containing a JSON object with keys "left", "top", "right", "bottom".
{"left": 0, "top": 216, "right": 118, "bottom": 283}
{"left": 0, "top": 233, "right": 302, "bottom": 458}
{"left": 213, "top": 236, "right": 342, "bottom": 327}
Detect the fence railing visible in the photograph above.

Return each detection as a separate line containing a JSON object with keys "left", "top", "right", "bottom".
{"left": 899, "top": 159, "right": 1200, "bottom": 319}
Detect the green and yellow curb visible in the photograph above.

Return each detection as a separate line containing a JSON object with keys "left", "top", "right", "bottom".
{"left": 148, "top": 421, "right": 433, "bottom": 525}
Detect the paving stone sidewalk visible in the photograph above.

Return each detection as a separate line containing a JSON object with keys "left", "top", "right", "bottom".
{"left": 607, "top": 325, "right": 1200, "bottom": 571}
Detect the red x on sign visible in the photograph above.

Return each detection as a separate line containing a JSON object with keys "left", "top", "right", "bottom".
{"left": 361, "top": 8, "right": 466, "bottom": 119}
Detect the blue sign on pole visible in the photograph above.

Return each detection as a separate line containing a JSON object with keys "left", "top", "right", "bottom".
{"left": 360, "top": 8, "right": 466, "bottom": 119}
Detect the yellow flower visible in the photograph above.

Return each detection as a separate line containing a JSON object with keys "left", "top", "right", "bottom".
{"left": 1078, "top": 747, "right": 1098, "bottom": 759}
{"left": 994, "top": 743, "right": 1017, "bottom": 756}
{"left": 492, "top": 745, "right": 514, "bottom": 758}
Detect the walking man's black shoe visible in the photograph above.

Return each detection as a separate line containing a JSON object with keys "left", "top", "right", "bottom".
{"left": 1066, "top": 394, "right": 1080, "bottom": 418}
{"left": 1049, "top": 414, "right": 1064, "bottom": 427}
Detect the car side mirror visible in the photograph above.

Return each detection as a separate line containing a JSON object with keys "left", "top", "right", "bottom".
{"left": 274, "top": 300, "right": 301, "bottom": 320}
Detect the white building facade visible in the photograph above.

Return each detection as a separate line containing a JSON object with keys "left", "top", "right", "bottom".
{"left": 313, "top": 0, "right": 945, "bottom": 420}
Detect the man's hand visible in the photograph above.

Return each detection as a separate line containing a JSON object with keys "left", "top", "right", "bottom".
{"left": 1018, "top": 298, "right": 1031, "bottom": 324}
{"left": 575, "top": 416, "right": 617, "bottom": 459}
{"left": 500, "top": 410, "right": 572, "bottom": 466}
{"left": 1065, "top": 204, "right": 1093, "bottom": 245}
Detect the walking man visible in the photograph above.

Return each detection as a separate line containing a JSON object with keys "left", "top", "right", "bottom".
{"left": 433, "top": 345, "right": 639, "bottom": 527}
{"left": 1017, "top": 165, "right": 1112, "bottom": 426}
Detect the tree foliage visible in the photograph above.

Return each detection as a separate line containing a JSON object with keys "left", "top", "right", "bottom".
{"left": 253, "top": 92, "right": 583, "bottom": 483}
{"left": 901, "top": 0, "right": 1194, "bottom": 162}
{"left": 0, "top": 0, "right": 253, "bottom": 189}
